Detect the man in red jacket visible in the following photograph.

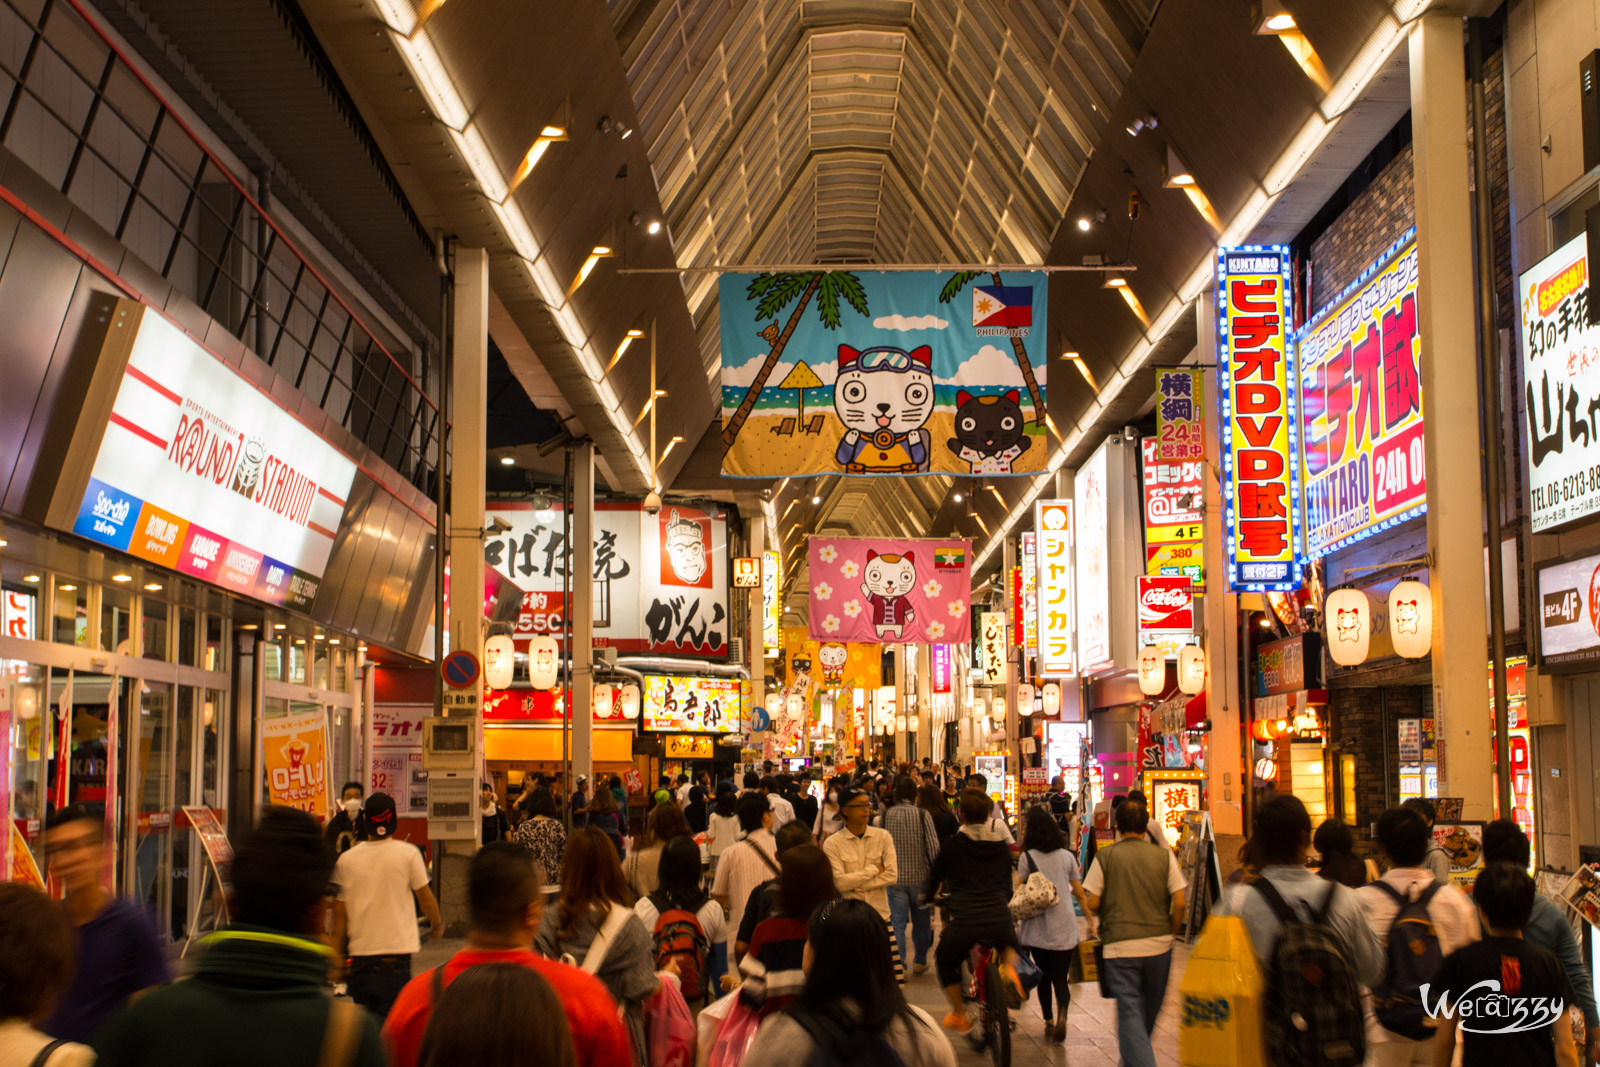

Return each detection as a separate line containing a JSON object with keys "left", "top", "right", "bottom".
{"left": 383, "top": 843, "right": 631, "bottom": 1067}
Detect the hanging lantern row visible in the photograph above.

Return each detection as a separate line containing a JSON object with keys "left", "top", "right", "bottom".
{"left": 1325, "top": 580, "right": 1433, "bottom": 666}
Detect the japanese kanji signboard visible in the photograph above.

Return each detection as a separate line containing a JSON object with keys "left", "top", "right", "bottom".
{"left": 980, "top": 611, "right": 1007, "bottom": 684}
{"left": 644, "top": 675, "right": 743, "bottom": 733}
{"left": 1299, "top": 229, "right": 1424, "bottom": 556}
{"left": 1520, "top": 233, "right": 1600, "bottom": 532}
{"left": 1154, "top": 369, "right": 1204, "bottom": 461}
{"left": 762, "top": 549, "right": 781, "bottom": 656}
{"left": 1140, "top": 438, "right": 1204, "bottom": 588}
{"left": 1217, "top": 245, "right": 1302, "bottom": 591}
{"left": 485, "top": 502, "right": 728, "bottom": 657}
{"left": 262, "top": 710, "right": 328, "bottom": 821}
{"left": 1075, "top": 443, "right": 1112, "bottom": 667}
{"left": 1033, "top": 500, "right": 1075, "bottom": 676}
{"left": 1020, "top": 532, "right": 1039, "bottom": 653}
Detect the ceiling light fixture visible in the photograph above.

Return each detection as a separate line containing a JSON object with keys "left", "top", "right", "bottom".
{"left": 59, "top": 584, "right": 76, "bottom": 591}
{"left": 330, "top": 638, "right": 342, "bottom": 645}
{"left": 607, "top": 328, "right": 646, "bottom": 373}
{"left": 952, "top": 491, "right": 964, "bottom": 503}
{"left": 647, "top": 220, "right": 662, "bottom": 235}
{"left": 144, "top": 583, "right": 162, "bottom": 591}
{"left": 1076, "top": 217, "right": 1091, "bottom": 232}
{"left": 1061, "top": 352, "right": 1101, "bottom": 394}
{"left": 811, "top": 495, "right": 821, "bottom": 505}
{"left": 567, "top": 245, "right": 615, "bottom": 297}
{"left": 1251, "top": 1, "right": 1295, "bottom": 34}
{"left": 1125, "top": 113, "right": 1158, "bottom": 137}
{"left": 112, "top": 574, "right": 132, "bottom": 583}
{"left": 507, "top": 124, "right": 569, "bottom": 196}
{"left": 658, "top": 435, "right": 685, "bottom": 463}
{"left": 1265, "top": 13, "right": 1295, "bottom": 30}
{"left": 22, "top": 574, "right": 39, "bottom": 583}
{"left": 1252, "top": 2, "right": 1328, "bottom": 90}
{"left": 1163, "top": 146, "right": 1222, "bottom": 231}
{"left": 392, "top": 31, "right": 468, "bottom": 129}
{"left": 632, "top": 389, "right": 668, "bottom": 428}
{"left": 500, "top": 455, "right": 515, "bottom": 466}
{"left": 274, "top": 623, "right": 286, "bottom": 631}
{"left": 1102, "top": 272, "right": 1128, "bottom": 289}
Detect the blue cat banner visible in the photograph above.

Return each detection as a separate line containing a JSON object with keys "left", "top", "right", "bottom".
{"left": 718, "top": 270, "right": 1050, "bottom": 477}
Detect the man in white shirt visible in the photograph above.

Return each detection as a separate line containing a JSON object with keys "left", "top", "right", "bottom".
{"left": 710, "top": 792, "right": 781, "bottom": 963}
{"left": 822, "top": 787, "right": 897, "bottom": 923}
{"left": 761, "top": 775, "right": 795, "bottom": 830}
{"left": 1357, "top": 806, "right": 1480, "bottom": 1066}
{"left": 965, "top": 773, "right": 1015, "bottom": 846}
{"left": 673, "top": 774, "right": 692, "bottom": 807}
{"left": 330, "top": 792, "right": 443, "bottom": 1019}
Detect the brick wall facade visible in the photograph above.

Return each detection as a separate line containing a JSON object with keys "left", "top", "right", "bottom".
{"left": 1309, "top": 146, "right": 1416, "bottom": 312}
{"left": 1326, "top": 684, "right": 1432, "bottom": 852}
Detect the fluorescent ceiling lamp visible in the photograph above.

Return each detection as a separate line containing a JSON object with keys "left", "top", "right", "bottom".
{"left": 607, "top": 328, "right": 646, "bottom": 374}
{"left": 500, "top": 455, "right": 515, "bottom": 466}
{"left": 659, "top": 435, "right": 685, "bottom": 463}
{"left": 567, "top": 245, "right": 614, "bottom": 297}
{"left": 508, "top": 125, "right": 569, "bottom": 196}
{"left": 392, "top": 30, "right": 467, "bottom": 130}
{"left": 1251, "top": 0, "right": 1294, "bottom": 34}
{"left": 450, "top": 124, "right": 506, "bottom": 202}
{"left": 371, "top": 0, "right": 417, "bottom": 35}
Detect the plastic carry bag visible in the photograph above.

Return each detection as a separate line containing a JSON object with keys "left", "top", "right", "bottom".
{"left": 706, "top": 996, "right": 763, "bottom": 1067}
{"left": 645, "top": 974, "right": 697, "bottom": 1067}
{"left": 1015, "top": 950, "right": 1044, "bottom": 994}
{"left": 696, "top": 989, "right": 739, "bottom": 1067}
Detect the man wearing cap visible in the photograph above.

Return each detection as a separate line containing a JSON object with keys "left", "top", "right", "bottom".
{"left": 330, "top": 792, "right": 443, "bottom": 1019}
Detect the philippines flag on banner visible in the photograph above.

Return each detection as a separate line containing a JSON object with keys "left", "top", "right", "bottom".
{"left": 972, "top": 285, "right": 1033, "bottom": 327}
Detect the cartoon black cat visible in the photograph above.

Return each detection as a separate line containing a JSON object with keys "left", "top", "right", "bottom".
{"left": 947, "top": 389, "right": 1032, "bottom": 474}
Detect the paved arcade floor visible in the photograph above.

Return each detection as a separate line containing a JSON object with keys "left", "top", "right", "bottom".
{"left": 415, "top": 935, "right": 1189, "bottom": 1066}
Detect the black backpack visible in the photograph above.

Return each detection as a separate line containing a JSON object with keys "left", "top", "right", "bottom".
{"left": 1367, "top": 880, "right": 1444, "bottom": 1040}
{"left": 1252, "top": 878, "right": 1366, "bottom": 1066}
{"left": 787, "top": 1005, "right": 908, "bottom": 1067}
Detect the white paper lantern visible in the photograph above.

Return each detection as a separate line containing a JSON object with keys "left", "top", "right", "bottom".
{"left": 528, "top": 635, "right": 561, "bottom": 690}
{"left": 896, "top": 714, "right": 907, "bottom": 732}
{"left": 483, "top": 634, "right": 515, "bottom": 690}
{"left": 909, "top": 714, "right": 920, "bottom": 733}
{"left": 1178, "top": 644, "right": 1206, "bottom": 695}
{"left": 991, "top": 696, "right": 1007, "bottom": 722}
{"left": 1042, "top": 682, "right": 1061, "bottom": 718}
{"left": 592, "top": 682, "right": 615, "bottom": 719}
{"left": 619, "top": 683, "right": 640, "bottom": 720}
{"left": 1324, "top": 588, "right": 1371, "bottom": 666}
{"left": 1388, "top": 580, "right": 1433, "bottom": 660}
{"left": 1138, "top": 645, "right": 1165, "bottom": 696}
{"left": 1017, "top": 685, "right": 1035, "bottom": 715}
{"left": 786, "top": 693, "right": 805, "bottom": 718}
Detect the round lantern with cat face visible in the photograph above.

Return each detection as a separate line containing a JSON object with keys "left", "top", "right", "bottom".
{"left": 1324, "top": 588, "right": 1370, "bottom": 666}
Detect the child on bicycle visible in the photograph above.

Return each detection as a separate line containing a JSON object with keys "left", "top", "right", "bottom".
{"left": 924, "top": 788, "right": 1025, "bottom": 1034}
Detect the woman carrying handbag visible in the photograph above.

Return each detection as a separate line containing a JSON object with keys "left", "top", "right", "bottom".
{"left": 1014, "top": 807, "right": 1094, "bottom": 1044}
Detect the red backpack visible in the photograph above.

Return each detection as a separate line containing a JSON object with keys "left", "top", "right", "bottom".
{"left": 648, "top": 892, "right": 710, "bottom": 1001}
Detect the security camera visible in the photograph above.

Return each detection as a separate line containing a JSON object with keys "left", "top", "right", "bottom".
{"left": 642, "top": 491, "right": 662, "bottom": 515}
{"left": 485, "top": 516, "right": 513, "bottom": 536}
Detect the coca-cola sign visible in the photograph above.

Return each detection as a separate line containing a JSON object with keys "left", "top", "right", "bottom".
{"left": 1138, "top": 576, "right": 1194, "bottom": 633}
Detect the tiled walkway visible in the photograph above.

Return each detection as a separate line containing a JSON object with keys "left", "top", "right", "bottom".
{"left": 416, "top": 935, "right": 1190, "bottom": 1066}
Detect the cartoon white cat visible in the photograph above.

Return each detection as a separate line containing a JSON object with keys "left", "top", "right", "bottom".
{"left": 1335, "top": 607, "right": 1361, "bottom": 643}
{"left": 818, "top": 642, "right": 848, "bottom": 684}
{"left": 860, "top": 550, "right": 917, "bottom": 639}
{"left": 1392, "top": 598, "right": 1420, "bottom": 635}
{"left": 832, "top": 344, "right": 935, "bottom": 473}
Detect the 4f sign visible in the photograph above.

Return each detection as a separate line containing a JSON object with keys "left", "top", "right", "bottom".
{"left": 1033, "top": 500, "right": 1075, "bottom": 676}
{"left": 1217, "top": 245, "right": 1303, "bottom": 592}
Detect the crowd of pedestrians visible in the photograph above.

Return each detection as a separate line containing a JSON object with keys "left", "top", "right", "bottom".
{"left": 9, "top": 761, "right": 1599, "bottom": 1067}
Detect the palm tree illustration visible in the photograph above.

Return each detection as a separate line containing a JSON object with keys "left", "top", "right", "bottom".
{"left": 938, "top": 271, "right": 1045, "bottom": 424}
{"left": 722, "top": 271, "right": 869, "bottom": 448}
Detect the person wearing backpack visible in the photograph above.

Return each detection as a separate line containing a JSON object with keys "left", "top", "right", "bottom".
{"left": 1354, "top": 807, "right": 1479, "bottom": 1066}
{"left": 1220, "top": 793, "right": 1381, "bottom": 1067}
{"left": 383, "top": 841, "right": 632, "bottom": 1067}
{"left": 743, "top": 898, "right": 956, "bottom": 1067}
{"left": 636, "top": 837, "right": 725, "bottom": 1004}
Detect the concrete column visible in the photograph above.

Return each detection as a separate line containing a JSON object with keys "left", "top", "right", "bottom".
{"left": 1198, "top": 301, "right": 1243, "bottom": 837}
{"left": 916, "top": 640, "right": 933, "bottom": 765}
{"left": 1411, "top": 15, "right": 1493, "bottom": 818}
{"left": 571, "top": 442, "right": 595, "bottom": 786}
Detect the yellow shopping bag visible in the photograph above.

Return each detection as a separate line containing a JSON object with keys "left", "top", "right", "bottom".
{"left": 1177, "top": 913, "right": 1266, "bottom": 1067}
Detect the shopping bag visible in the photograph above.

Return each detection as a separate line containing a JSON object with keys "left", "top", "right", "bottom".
{"left": 696, "top": 989, "right": 739, "bottom": 1067}
{"left": 645, "top": 974, "right": 696, "bottom": 1067}
{"left": 1015, "top": 950, "right": 1043, "bottom": 994}
{"left": 706, "top": 996, "right": 762, "bottom": 1067}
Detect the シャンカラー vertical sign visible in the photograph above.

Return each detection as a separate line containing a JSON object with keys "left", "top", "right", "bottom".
{"left": 1519, "top": 233, "right": 1600, "bottom": 532}
{"left": 1216, "top": 246, "right": 1302, "bottom": 591}
{"left": 1033, "top": 500, "right": 1075, "bottom": 676}
{"left": 1140, "top": 438, "right": 1204, "bottom": 588}
{"left": 1298, "top": 229, "right": 1424, "bottom": 556}
{"left": 980, "top": 611, "right": 1008, "bottom": 684}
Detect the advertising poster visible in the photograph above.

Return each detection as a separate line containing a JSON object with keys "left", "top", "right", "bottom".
{"left": 371, "top": 701, "right": 429, "bottom": 814}
{"left": 66, "top": 302, "right": 356, "bottom": 610}
{"left": 486, "top": 502, "right": 729, "bottom": 657}
{"left": 1536, "top": 551, "right": 1600, "bottom": 664}
{"left": 1520, "top": 233, "right": 1600, "bottom": 532}
{"left": 1020, "top": 532, "right": 1039, "bottom": 653}
{"left": 1216, "top": 246, "right": 1302, "bottom": 590}
{"left": 980, "top": 612, "right": 1007, "bottom": 684}
{"left": 805, "top": 536, "right": 971, "bottom": 644}
{"left": 262, "top": 710, "right": 329, "bottom": 821}
{"left": 1299, "top": 230, "right": 1424, "bottom": 556}
{"left": 1075, "top": 445, "right": 1110, "bottom": 668}
{"left": 1034, "top": 499, "right": 1075, "bottom": 675}
{"left": 932, "top": 644, "right": 952, "bottom": 693}
{"left": 762, "top": 549, "right": 781, "bottom": 656}
{"left": 1154, "top": 368, "right": 1205, "bottom": 461}
{"left": 781, "top": 626, "right": 881, "bottom": 691}
{"left": 1432, "top": 823, "right": 1484, "bottom": 889}
{"left": 1141, "top": 438, "right": 1205, "bottom": 588}
{"left": 1558, "top": 865, "right": 1600, "bottom": 928}
{"left": 718, "top": 270, "right": 1049, "bottom": 477}
{"left": 1137, "top": 576, "right": 1194, "bottom": 635}
{"left": 643, "top": 676, "right": 743, "bottom": 733}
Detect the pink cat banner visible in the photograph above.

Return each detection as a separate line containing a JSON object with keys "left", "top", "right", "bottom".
{"left": 807, "top": 536, "right": 972, "bottom": 645}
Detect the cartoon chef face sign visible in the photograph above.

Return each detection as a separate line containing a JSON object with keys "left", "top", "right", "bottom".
{"left": 661, "top": 509, "right": 711, "bottom": 587}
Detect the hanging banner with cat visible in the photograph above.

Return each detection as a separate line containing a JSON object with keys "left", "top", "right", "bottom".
{"left": 807, "top": 536, "right": 972, "bottom": 644}
{"left": 718, "top": 271, "right": 1049, "bottom": 477}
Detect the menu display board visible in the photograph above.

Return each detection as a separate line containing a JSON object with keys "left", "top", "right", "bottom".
{"left": 65, "top": 302, "right": 356, "bottom": 609}
{"left": 643, "top": 676, "right": 743, "bottom": 733}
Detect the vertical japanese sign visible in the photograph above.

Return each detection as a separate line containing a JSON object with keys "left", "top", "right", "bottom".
{"left": 762, "top": 549, "right": 781, "bottom": 656}
{"left": 1299, "top": 229, "right": 1424, "bottom": 556}
{"left": 932, "top": 644, "right": 953, "bottom": 692}
{"left": 980, "top": 611, "right": 1007, "bottom": 684}
{"left": 1074, "top": 444, "right": 1111, "bottom": 667}
{"left": 262, "top": 710, "right": 329, "bottom": 821}
{"left": 1140, "top": 438, "right": 1205, "bottom": 588}
{"left": 1033, "top": 500, "right": 1076, "bottom": 676}
{"left": 1155, "top": 369, "right": 1205, "bottom": 461}
{"left": 1009, "top": 566, "right": 1024, "bottom": 639}
{"left": 1520, "top": 233, "right": 1600, "bottom": 531}
{"left": 1020, "top": 532, "right": 1039, "bottom": 653}
{"left": 1216, "top": 245, "right": 1302, "bottom": 591}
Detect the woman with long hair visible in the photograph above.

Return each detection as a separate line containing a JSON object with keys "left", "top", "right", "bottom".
{"left": 684, "top": 784, "right": 709, "bottom": 835}
{"left": 1017, "top": 805, "right": 1093, "bottom": 1043}
{"left": 625, "top": 802, "right": 692, "bottom": 903}
{"left": 738, "top": 843, "right": 837, "bottom": 1016}
{"left": 1314, "top": 817, "right": 1373, "bottom": 887}
{"left": 587, "top": 782, "right": 625, "bottom": 859}
{"left": 744, "top": 898, "right": 955, "bottom": 1067}
{"left": 513, "top": 786, "right": 567, "bottom": 893}
{"left": 707, "top": 783, "right": 741, "bottom": 873}
{"left": 416, "top": 962, "right": 576, "bottom": 1067}
{"left": 536, "top": 828, "right": 671, "bottom": 1066}
{"left": 812, "top": 775, "right": 848, "bottom": 843}
{"left": 636, "top": 835, "right": 727, "bottom": 1001}
{"left": 916, "top": 783, "right": 958, "bottom": 844}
